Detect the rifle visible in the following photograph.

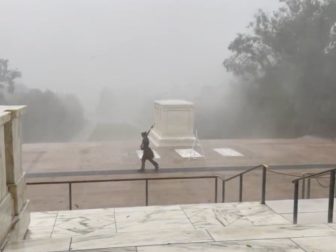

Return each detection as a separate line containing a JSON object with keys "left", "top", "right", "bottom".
{"left": 146, "top": 124, "right": 154, "bottom": 136}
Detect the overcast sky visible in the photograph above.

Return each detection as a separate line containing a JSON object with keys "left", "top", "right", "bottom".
{"left": 0, "top": 0, "right": 280, "bottom": 110}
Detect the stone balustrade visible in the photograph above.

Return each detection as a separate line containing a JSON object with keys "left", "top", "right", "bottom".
{"left": 0, "top": 106, "right": 30, "bottom": 248}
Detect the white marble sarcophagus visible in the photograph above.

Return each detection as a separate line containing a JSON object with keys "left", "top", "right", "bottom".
{"left": 149, "top": 100, "right": 196, "bottom": 147}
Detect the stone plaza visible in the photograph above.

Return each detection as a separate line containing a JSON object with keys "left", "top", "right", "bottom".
{"left": 1, "top": 101, "right": 336, "bottom": 251}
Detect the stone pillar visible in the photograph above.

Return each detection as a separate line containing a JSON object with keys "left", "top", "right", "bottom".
{"left": 0, "top": 106, "right": 30, "bottom": 243}
{"left": 149, "top": 100, "right": 196, "bottom": 147}
{"left": 3, "top": 106, "right": 25, "bottom": 185}
{"left": 0, "top": 111, "right": 15, "bottom": 246}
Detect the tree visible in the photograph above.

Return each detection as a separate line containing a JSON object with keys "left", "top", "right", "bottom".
{"left": 325, "top": 22, "right": 336, "bottom": 54}
{"left": 223, "top": 0, "right": 336, "bottom": 137}
{"left": 0, "top": 58, "right": 85, "bottom": 142}
{"left": 0, "top": 59, "right": 21, "bottom": 98}
{"left": 13, "top": 89, "right": 85, "bottom": 142}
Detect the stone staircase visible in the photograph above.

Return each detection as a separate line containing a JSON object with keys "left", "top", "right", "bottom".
{"left": 3, "top": 200, "right": 336, "bottom": 251}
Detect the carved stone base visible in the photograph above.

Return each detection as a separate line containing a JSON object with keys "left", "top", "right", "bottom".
{"left": 8, "top": 174, "right": 27, "bottom": 215}
{"left": 9, "top": 200, "right": 30, "bottom": 241}
{"left": 0, "top": 193, "right": 14, "bottom": 245}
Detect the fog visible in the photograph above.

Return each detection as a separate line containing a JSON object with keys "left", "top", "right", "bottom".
{"left": 0, "top": 0, "right": 278, "bottom": 111}
{"left": 3, "top": 0, "right": 335, "bottom": 142}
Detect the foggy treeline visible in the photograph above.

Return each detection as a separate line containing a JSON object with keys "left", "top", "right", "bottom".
{"left": 0, "top": 59, "right": 85, "bottom": 142}
{"left": 1, "top": 0, "right": 336, "bottom": 142}
{"left": 198, "top": 0, "right": 336, "bottom": 138}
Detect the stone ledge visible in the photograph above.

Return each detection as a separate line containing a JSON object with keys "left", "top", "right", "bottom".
{"left": 0, "top": 106, "right": 26, "bottom": 118}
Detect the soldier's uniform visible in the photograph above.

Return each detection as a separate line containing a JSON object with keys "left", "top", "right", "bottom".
{"left": 140, "top": 133, "right": 159, "bottom": 171}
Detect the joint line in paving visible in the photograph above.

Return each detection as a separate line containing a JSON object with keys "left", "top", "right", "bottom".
{"left": 289, "top": 238, "right": 308, "bottom": 252}
{"left": 180, "top": 206, "right": 197, "bottom": 230}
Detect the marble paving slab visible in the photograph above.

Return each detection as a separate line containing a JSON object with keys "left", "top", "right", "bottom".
{"left": 4, "top": 238, "right": 71, "bottom": 252}
{"left": 180, "top": 202, "right": 239, "bottom": 210}
{"left": 137, "top": 239, "right": 304, "bottom": 252}
{"left": 281, "top": 212, "right": 330, "bottom": 224}
{"left": 175, "top": 149, "right": 202, "bottom": 158}
{"left": 26, "top": 226, "right": 54, "bottom": 240}
{"left": 181, "top": 203, "right": 243, "bottom": 228}
{"left": 115, "top": 207, "right": 193, "bottom": 232}
{"left": 57, "top": 208, "right": 114, "bottom": 218}
{"left": 208, "top": 224, "right": 336, "bottom": 241}
{"left": 213, "top": 148, "right": 243, "bottom": 157}
{"left": 29, "top": 212, "right": 57, "bottom": 228}
{"left": 18, "top": 202, "right": 336, "bottom": 251}
{"left": 266, "top": 199, "right": 330, "bottom": 214}
{"left": 181, "top": 202, "right": 289, "bottom": 229}
{"left": 53, "top": 227, "right": 117, "bottom": 239}
{"left": 221, "top": 202, "right": 290, "bottom": 227}
{"left": 52, "top": 212, "right": 116, "bottom": 237}
{"left": 25, "top": 212, "right": 56, "bottom": 240}
{"left": 329, "top": 223, "right": 336, "bottom": 230}
{"left": 136, "top": 150, "right": 160, "bottom": 159}
{"left": 71, "top": 229, "right": 212, "bottom": 250}
{"left": 292, "top": 236, "right": 336, "bottom": 252}
{"left": 235, "top": 201, "right": 264, "bottom": 209}
{"left": 238, "top": 203, "right": 290, "bottom": 226}
{"left": 114, "top": 205, "right": 181, "bottom": 214}
{"left": 70, "top": 248, "right": 136, "bottom": 252}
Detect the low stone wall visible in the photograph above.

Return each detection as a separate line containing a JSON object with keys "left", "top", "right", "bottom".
{"left": 0, "top": 106, "right": 30, "bottom": 248}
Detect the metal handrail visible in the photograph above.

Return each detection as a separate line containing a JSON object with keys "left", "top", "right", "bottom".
{"left": 299, "top": 172, "right": 330, "bottom": 199}
{"left": 292, "top": 168, "right": 336, "bottom": 224}
{"left": 266, "top": 170, "right": 329, "bottom": 200}
{"left": 293, "top": 168, "right": 336, "bottom": 182}
{"left": 222, "top": 164, "right": 268, "bottom": 204}
{"left": 223, "top": 164, "right": 265, "bottom": 182}
{"left": 27, "top": 175, "right": 222, "bottom": 210}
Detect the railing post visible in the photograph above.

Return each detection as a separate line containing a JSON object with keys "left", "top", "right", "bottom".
{"left": 302, "top": 178, "right": 306, "bottom": 199}
{"left": 334, "top": 175, "right": 336, "bottom": 198}
{"left": 307, "top": 178, "right": 311, "bottom": 199}
{"left": 214, "top": 177, "right": 218, "bottom": 203}
{"left": 328, "top": 170, "right": 335, "bottom": 223}
{"left": 69, "top": 183, "right": 72, "bottom": 210}
{"left": 293, "top": 181, "right": 299, "bottom": 224}
{"left": 145, "top": 179, "right": 149, "bottom": 206}
{"left": 239, "top": 175, "right": 243, "bottom": 202}
{"left": 261, "top": 165, "right": 267, "bottom": 204}
{"left": 222, "top": 181, "right": 225, "bottom": 203}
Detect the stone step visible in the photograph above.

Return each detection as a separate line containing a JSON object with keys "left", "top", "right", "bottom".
{"left": 4, "top": 200, "right": 336, "bottom": 251}
{"left": 4, "top": 224, "right": 336, "bottom": 251}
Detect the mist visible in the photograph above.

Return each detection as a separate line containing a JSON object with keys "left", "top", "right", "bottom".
{"left": 7, "top": 0, "right": 336, "bottom": 142}
{"left": 0, "top": 0, "right": 278, "bottom": 115}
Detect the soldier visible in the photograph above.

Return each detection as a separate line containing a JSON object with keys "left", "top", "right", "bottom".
{"left": 139, "top": 125, "right": 159, "bottom": 172}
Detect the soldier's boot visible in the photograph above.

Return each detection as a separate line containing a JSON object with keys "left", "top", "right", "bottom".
{"left": 150, "top": 159, "right": 159, "bottom": 171}
{"left": 138, "top": 160, "right": 146, "bottom": 172}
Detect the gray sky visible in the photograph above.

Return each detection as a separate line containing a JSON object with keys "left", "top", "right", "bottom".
{"left": 0, "top": 0, "right": 280, "bottom": 111}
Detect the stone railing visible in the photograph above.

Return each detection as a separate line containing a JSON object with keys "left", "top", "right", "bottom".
{"left": 0, "top": 106, "right": 30, "bottom": 248}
